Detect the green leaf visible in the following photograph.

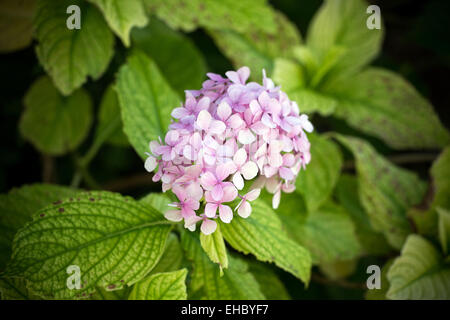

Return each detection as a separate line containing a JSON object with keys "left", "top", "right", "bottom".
{"left": 248, "top": 261, "right": 290, "bottom": 300}
{"left": 220, "top": 199, "right": 312, "bottom": 284}
{"left": 409, "top": 146, "right": 450, "bottom": 236}
{"left": 19, "top": 76, "right": 93, "bottom": 155}
{"left": 116, "top": 50, "right": 181, "bottom": 159}
{"left": 34, "top": 0, "right": 114, "bottom": 95}
{"left": 208, "top": 11, "right": 301, "bottom": 80}
{"left": 200, "top": 224, "right": 228, "bottom": 270}
{"left": 0, "top": 277, "right": 39, "bottom": 300}
{"left": 387, "top": 235, "right": 450, "bottom": 300}
{"left": 329, "top": 68, "right": 450, "bottom": 149}
{"left": 296, "top": 134, "right": 343, "bottom": 212}
{"left": 0, "top": 0, "right": 36, "bottom": 53}
{"left": 147, "top": 0, "right": 277, "bottom": 34}
{"left": 150, "top": 233, "right": 183, "bottom": 275}
{"left": 278, "top": 199, "right": 361, "bottom": 264}
{"left": 90, "top": 286, "right": 131, "bottom": 300}
{"left": 132, "top": 19, "right": 207, "bottom": 96}
{"left": 438, "top": 208, "right": 450, "bottom": 255}
{"left": 273, "top": 58, "right": 305, "bottom": 92}
{"left": 5, "top": 191, "right": 172, "bottom": 299}
{"left": 87, "top": 0, "right": 148, "bottom": 46}
{"left": 181, "top": 230, "right": 265, "bottom": 300}
{"left": 307, "top": 0, "right": 384, "bottom": 80}
{"left": 139, "top": 193, "right": 171, "bottom": 213}
{"left": 96, "top": 85, "right": 129, "bottom": 147}
{"left": 336, "top": 135, "right": 427, "bottom": 249}
{"left": 0, "top": 183, "right": 80, "bottom": 270}
{"left": 319, "top": 259, "right": 357, "bottom": 280}
{"left": 335, "top": 174, "right": 392, "bottom": 256}
{"left": 128, "top": 269, "right": 187, "bottom": 300}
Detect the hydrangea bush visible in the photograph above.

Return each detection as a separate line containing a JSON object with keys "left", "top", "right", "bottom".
{"left": 144, "top": 67, "right": 313, "bottom": 234}
{"left": 1, "top": 0, "right": 450, "bottom": 301}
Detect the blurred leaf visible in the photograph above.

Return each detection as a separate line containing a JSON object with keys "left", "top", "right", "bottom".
{"left": 319, "top": 259, "right": 358, "bottom": 281}
{"left": 140, "top": 193, "right": 171, "bottom": 212}
{"left": 96, "top": 85, "right": 129, "bottom": 147}
{"left": 19, "top": 76, "right": 93, "bottom": 155}
{"left": 365, "top": 259, "right": 394, "bottom": 300}
{"left": 247, "top": 261, "right": 290, "bottom": 300}
{"left": 147, "top": 0, "right": 277, "bottom": 34}
{"left": 273, "top": 58, "right": 305, "bottom": 91}
{"left": 0, "top": 0, "right": 36, "bottom": 53}
{"left": 0, "top": 277, "right": 39, "bottom": 300}
{"left": 0, "top": 183, "right": 80, "bottom": 270}
{"left": 335, "top": 174, "right": 392, "bottom": 256}
{"left": 128, "top": 269, "right": 187, "bottom": 300}
{"left": 336, "top": 135, "right": 427, "bottom": 249}
{"left": 5, "top": 191, "right": 171, "bottom": 299}
{"left": 307, "top": 0, "right": 384, "bottom": 82}
{"left": 116, "top": 50, "right": 180, "bottom": 160}
{"left": 34, "top": 0, "right": 114, "bottom": 95}
{"left": 220, "top": 199, "right": 312, "bottom": 284}
{"left": 87, "top": 0, "right": 148, "bottom": 46}
{"left": 181, "top": 230, "right": 265, "bottom": 300}
{"left": 200, "top": 224, "right": 228, "bottom": 270}
{"left": 151, "top": 233, "right": 183, "bottom": 275}
{"left": 132, "top": 19, "right": 207, "bottom": 96}
{"left": 279, "top": 200, "right": 361, "bottom": 264}
{"left": 296, "top": 134, "right": 343, "bottom": 212}
{"left": 209, "top": 11, "right": 301, "bottom": 80}
{"left": 329, "top": 68, "right": 450, "bottom": 149}
{"left": 387, "top": 235, "right": 450, "bottom": 300}
{"left": 438, "top": 208, "right": 450, "bottom": 255}
{"left": 410, "top": 146, "right": 450, "bottom": 236}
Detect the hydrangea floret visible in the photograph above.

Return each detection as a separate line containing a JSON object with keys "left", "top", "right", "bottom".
{"left": 145, "top": 67, "right": 313, "bottom": 235}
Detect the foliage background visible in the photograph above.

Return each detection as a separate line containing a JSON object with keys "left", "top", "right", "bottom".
{"left": 0, "top": 0, "right": 449, "bottom": 300}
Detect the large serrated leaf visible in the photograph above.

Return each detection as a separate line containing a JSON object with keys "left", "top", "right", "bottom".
{"left": 116, "top": 50, "right": 181, "bottom": 160}
{"left": 296, "top": 134, "right": 343, "bottom": 212}
{"left": 87, "top": 0, "right": 148, "bottom": 46}
{"left": 330, "top": 68, "right": 450, "bottom": 149}
{"left": 336, "top": 135, "right": 426, "bottom": 249}
{"left": 34, "top": 0, "right": 114, "bottom": 95}
{"left": 200, "top": 223, "right": 228, "bottom": 270}
{"left": 5, "top": 191, "right": 172, "bottom": 299}
{"left": 181, "top": 230, "right": 265, "bottom": 300}
{"left": 20, "top": 76, "right": 93, "bottom": 155}
{"left": 209, "top": 11, "right": 301, "bottom": 80}
{"left": 220, "top": 199, "right": 312, "bottom": 284}
{"left": 387, "top": 235, "right": 450, "bottom": 300}
{"left": 128, "top": 269, "right": 187, "bottom": 300}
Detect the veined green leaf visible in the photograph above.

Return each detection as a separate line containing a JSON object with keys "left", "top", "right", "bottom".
{"left": 87, "top": 0, "right": 148, "bottom": 46}
{"left": 296, "top": 134, "right": 343, "bottom": 212}
{"left": 336, "top": 135, "right": 426, "bottom": 249}
{"left": 150, "top": 233, "right": 183, "bottom": 275}
{"left": 387, "top": 235, "right": 450, "bottom": 300}
{"left": 128, "top": 269, "right": 187, "bottom": 300}
{"left": 209, "top": 11, "right": 301, "bottom": 80}
{"left": 0, "top": 183, "right": 80, "bottom": 270}
{"left": 139, "top": 193, "right": 171, "bottom": 213}
{"left": 90, "top": 286, "right": 131, "bottom": 300}
{"left": 181, "top": 230, "right": 265, "bottom": 300}
{"left": 116, "top": 50, "right": 181, "bottom": 159}
{"left": 132, "top": 19, "right": 207, "bottom": 97}
{"left": 0, "top": 0, "right": 36, "bottom": 53}
{"left": 330, "top": 68, "right": 450, "bottom": 149}
{"left": 146, "top": 0, "right": 277, "bottom": 34}
{"left": 335, "top": 174, "right": 392, "bottom": 256}
{"left": 247, "top": 261, "right": 290, "bottom": 300}
{"left": 5, "top": 191, "right": 172, "bottom": 299}
{"left": 438, "top": 208, "right": 450, "bottom": 255}
{"left": 278, "top": 199, "right": 361, "bottom": 264}
{"left": 34, "top": 0, "right": 114, "bottom": 95}
{"left": 409, "top": 146, "right": 450, "bottom": 236}
{"left": 200, "top": 224, "right": 228, "bottom": 270}
{"left": 0, "top": 277, "right": 39, "bottom": 300}
{"left": 307, "top": 0, "right": 383, "bottom": 81}
{"left": 220, "top": 199, "right": 312, "bottom": 284}
{"left": 20, "top": 76, "right": 93, "bottom": 155}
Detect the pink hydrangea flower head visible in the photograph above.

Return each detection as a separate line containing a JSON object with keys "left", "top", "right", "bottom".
{"left": 145, "top": 66, "right": 313, "bottom": 234}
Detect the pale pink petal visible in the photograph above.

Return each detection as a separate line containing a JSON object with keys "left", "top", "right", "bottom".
{"left": 196, "top": 110, "right": 212, "bottom": 131}
{"left": 265, "top": 177, "right": 280, "bottom": 193}
{"left": 299, "top": 114, "right": 314, "bottom": 133}
{"left": 233, "top": 148, "right": 247, "bottom": 166}
{"left": 261, "top": 113, "right": 276, "bottom": 128}
{"left": 217, "top": 101, "right": 232, "bottom": 121}
{"left": 219, "top": 205, "right": 233, "bottom": 223}
{"left": 201, "top": 219, "right": 217, "bottom": 235}
{"left": 215, "top": 163, "right": 230, "bottom": 181}
{"left": 232, "top": 172, "right": 244, "bottom": 190}
{"left": 211, "top": 184, "right": 224, "bottom": 202}
{"left": 164, "top": 210, "right": 182, "bottom": 222}
{"left": 279, "top": 166, "right": 295, "bottom": 181}
{"left": 272, "top": 190, "right": 281, "bottom": 209}
{"left": 249, "top": 100, "right": 261, "bottom": 115}
{"left": 196, "top": 96, "right": 211, "bottom": 112}
{"left": 200, "top": 171, "right": 217, "bottom": 189}
{"left": 144, "top": 156, "right": 157, "bottom": 172}
{"left": 237, "top": 66, "right": 250, "bottom": 83}
{"left": 241, "top": 161, "right": 258, "bottom": 180}
{"left": 183, "top": 145, "right": 197, "bottom": 161}
{"left": 205, "top": 203, "right": 218, "bottom": 218}
{"left": 171, "top": 107, "right": 188, "bottom": 119}
{"left": 186, "top": 183, "right": 203, "bottom": 201}
{"left": 222, "top": 185, "right": 238, "bottom": 202}
{"left": 246, "top": 188, "right": 261, "bottom": 201}
{"left": 209, "top": 120, "right": 226, "bottom": 135}
{"left": 237, "top": 201, "right": 251, "bottom": 218}
{"left": 238, "top": 129, "right": 256, "bottom": 145}
{"left": 228, "top": 114, "right": 244, "bottom": 129}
